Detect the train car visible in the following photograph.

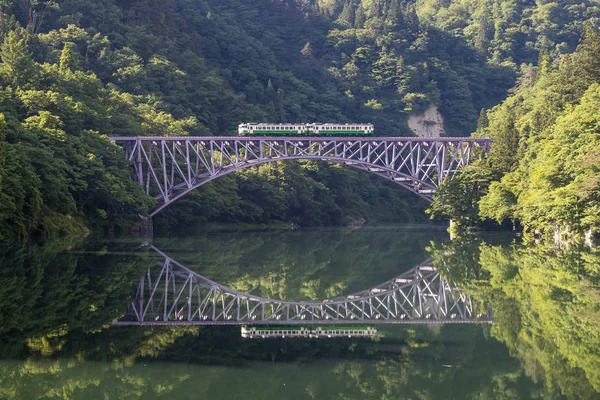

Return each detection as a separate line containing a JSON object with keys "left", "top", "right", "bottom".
{"left": 238, "top": 123, "right": 374, "bottom": 136}
{"left": 312, "top": 326, "right": 377, "bottom": 338}
{"left": 238, "top": 123, "right": 309, "bottom": 136}
{"left": 310, "top": 123, "right": 373, "bottom": 136}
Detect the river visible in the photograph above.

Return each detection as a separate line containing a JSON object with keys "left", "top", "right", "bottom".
{"left": 0, "top": 225, "right": 598, "bottom": 399}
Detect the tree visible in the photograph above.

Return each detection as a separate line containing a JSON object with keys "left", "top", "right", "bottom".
{"left": 477, "top": 108, "right": 488, "bottom": 130}
{"left": 474, "top": 5, "right": 491, "bottom": 57}
{"left": 0, "top": 113, "right": 5, "bottom": 201}
{"left": 486, "top": 109, "right": 519, "bottom": 173}
{"left": 427, "top": 163, "right": 493, "bottom": 232}
{"left": 58, "top": 41, "right": 78, "bottom": 73}
{"left": 0, "top": 29, "right": 35, "bottom": 86}
{"left": 0, "top": 0, "right": 58, "bottom": 33}
{"left": 338, "top": 0, "right": 356, "bottom": 27}
{"left": 572, "top": 21, "right": 600, "bottom": 90}
{"left": 354, "top": 5, "right": 366, "bottom": 28}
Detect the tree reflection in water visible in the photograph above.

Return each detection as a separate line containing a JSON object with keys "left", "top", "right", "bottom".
{"left": 432, "top": 237, "right": 600, "bottom": 399}
{"left": 1, "top": 227, "right": 596, "bottom": 398}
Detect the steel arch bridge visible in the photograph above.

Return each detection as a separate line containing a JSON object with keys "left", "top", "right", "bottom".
{"left": 109, "top": 136, "right": 492, "bottom": 216}
{"left": 113, "top": 247, "right": 491, "bottom": 326}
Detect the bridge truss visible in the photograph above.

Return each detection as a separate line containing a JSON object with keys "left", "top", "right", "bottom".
{"left": 113, "top": 247, "right": 491, "bottom": 326}
{"left": 109, "top": 136, "right": 492, "bottom": 215}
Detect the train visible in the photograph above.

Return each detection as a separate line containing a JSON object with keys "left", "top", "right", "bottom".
{"left": 241, "top": 325, "right": 377, "bottom": 339}
{"left": 238, "top": 123, "right": 374, "bottom": 136}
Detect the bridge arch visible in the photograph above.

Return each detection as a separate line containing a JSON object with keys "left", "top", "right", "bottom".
{"left": 114, "top": 246, "right": 492, "bottom": 326}
{"left": 110, "top": 136, "right": 492, "bottom": 216}
{"left": 151, "top": 155, "right": 435, "bottom": 216}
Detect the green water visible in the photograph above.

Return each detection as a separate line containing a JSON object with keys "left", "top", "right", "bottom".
{"left": 1, "top": 225, "right": 598, "bottom": 399}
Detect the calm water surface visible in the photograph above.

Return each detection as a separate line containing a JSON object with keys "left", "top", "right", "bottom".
{"left": 1, "top": 225, "right": 598, "bottom": 399}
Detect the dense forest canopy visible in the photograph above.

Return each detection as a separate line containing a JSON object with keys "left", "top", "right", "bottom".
{"left": 0, "top": 0, "right": 598, "bottom": 237}
{"left": 430, "top": 21, "right": 600, "bottom": 240}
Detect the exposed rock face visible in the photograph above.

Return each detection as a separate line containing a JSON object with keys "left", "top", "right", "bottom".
{"left": 551, "top": 225, "right": 597, "bottom": 248}
{"left": 408, "top": 106, "right": 445, "bottom": 138}
{"left": 585, "top": 228, "right": 596, "bottom": 248}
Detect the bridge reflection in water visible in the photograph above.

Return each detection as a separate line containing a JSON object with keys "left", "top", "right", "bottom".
{"left": 113, "top": 246, "right": 492, "bottom": 326}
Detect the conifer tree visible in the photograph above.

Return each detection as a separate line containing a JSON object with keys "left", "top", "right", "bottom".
{"left": 477, "top": 109, "right": 489, "bottom": 130}
{"left": 339, "top": 0, "right": 355, "bottom": 27}
{"left": 386, "top": 0, "right": 404, "bottom": 29}
{"left": 573, "top": 22, "right": 600, "bottom": 86}
{"left": 266, "top": 78, "right": 277, "bottom": 102}
{"left": 0, "top": 113, "right": 5, "bottom": 189}
{"left": 354, "top": 5, "right": 366, "bottom": 28}
{"left": 59, "top": 42, "right": 77, "bottom": 73}
{"left": 401, "top": 3, "right": 419, "bottom": 32}
{"left": 475, "top": 4, "right": 491, "bottom": 57}
{"left": 0, "top": 29, "right": 34, "bottom": 87}
{"left": 369, "top": 0, "right": 382, "bottom": 19}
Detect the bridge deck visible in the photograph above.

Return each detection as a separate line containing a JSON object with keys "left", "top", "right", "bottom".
{"left": 110, "top": 136, "right": 493, "bottom": 142}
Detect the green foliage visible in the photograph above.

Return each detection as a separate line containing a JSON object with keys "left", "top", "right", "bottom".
{"left": 0, "top": 237, "right": 154, "bottom": 353}
{"left": 434, "top": 237, "right": 600, "bottom": 397}
{"left": 0, "top": 232, "right": 549, "bottom": 399}
{"left": 416, "top": 0, "right": 600, "bottom": 65}
{"left": 0, "top": 0, "right": 597, "bottom": 237}
{"left": 0, "top": 29, "right": 35, "bottom": 87}
{"left": 479, "top": 244, "right": 600, "bottom": 397}
{"left": 429, "top": 24, "right": 600, "bottom": 238}
{"left": 475, "top": 26, "right": 600, "bottom": 236}
{"left": 0, "top": 22, "right": 171, "bottom": 238}
{"left": 427, "top": 162, "right": 493, "bottom": 231}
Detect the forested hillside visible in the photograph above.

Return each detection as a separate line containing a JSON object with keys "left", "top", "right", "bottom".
{"left": 0, "top": 0, "right": 598, "bottom": 238}
{"left": 431, "top": 22, "right": 600, "bottom": 241}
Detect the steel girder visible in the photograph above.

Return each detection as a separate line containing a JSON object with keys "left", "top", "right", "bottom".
{"left": 113, "top": 246, "right": 492, "bottom": 326}
{"left": 109, "top": 136, "right": 492, "bottom": 216}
